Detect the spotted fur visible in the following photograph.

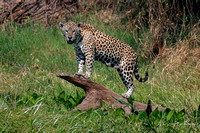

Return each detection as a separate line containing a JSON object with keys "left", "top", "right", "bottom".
{"left": 59, "top": 21, "right": 148, "bottom": 98}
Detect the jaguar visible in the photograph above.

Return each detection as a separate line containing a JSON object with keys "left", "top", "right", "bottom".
{"left": 59, "top": 21, "right": 148, "bottom": 98}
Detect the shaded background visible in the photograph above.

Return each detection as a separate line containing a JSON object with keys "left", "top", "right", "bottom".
{"left": 0, "top": 0, "right": 199, "bottom": 58}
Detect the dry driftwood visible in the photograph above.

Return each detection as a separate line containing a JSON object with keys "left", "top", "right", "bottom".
{"left": 56, "top": 72, "right": 165, "bottom": 115}
{"left": 0, "top": 0, "right": 77, "bottom": 26}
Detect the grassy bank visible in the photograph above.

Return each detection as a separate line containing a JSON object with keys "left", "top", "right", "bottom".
{"left": 0, "top": 16, "right": 199, "bottom": 132}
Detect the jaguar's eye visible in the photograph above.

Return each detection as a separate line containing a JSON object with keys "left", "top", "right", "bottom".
{"left": 65, "top": 30, "right": 68, "bottom": 33}
{"left": 72, "top": 30, "right": 75, "bottom": 33}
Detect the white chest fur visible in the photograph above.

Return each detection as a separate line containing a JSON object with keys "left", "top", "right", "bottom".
{"left": 77, "top": 42, "right": 87, "bottom": 54}
{"left": 78, "top": 41, "right": 83, "bottom": 48}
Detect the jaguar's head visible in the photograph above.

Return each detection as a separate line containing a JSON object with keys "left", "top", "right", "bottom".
{"left": 59, "top": 21, "right": 82, "bottom": 45}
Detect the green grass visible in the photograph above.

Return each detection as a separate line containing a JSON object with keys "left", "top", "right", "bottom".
{"left": 0, "top": 18, "right": 200, "bottom": 132}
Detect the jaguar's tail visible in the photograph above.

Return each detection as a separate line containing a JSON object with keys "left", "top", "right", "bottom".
{"left": 134, "top": 57, "right": 148, "bottom": 82}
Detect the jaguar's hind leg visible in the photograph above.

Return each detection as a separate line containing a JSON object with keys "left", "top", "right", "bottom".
{"left": 117, "top": 67, "right": 135, "bottom": 99}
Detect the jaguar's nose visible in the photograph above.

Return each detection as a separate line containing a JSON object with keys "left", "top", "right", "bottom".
{"left": 68, "top": 36, "right": 72, "bottom": 40}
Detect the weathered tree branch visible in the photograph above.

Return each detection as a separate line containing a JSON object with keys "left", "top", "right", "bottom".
{"left": 56, "top": 72, "right": 165, "bottom": 115}
{"left": 0, "top": 0, "right": 76, "bottom": 26}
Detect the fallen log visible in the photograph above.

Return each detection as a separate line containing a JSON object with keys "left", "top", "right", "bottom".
{"left": 0, "top": 0, "right": 77, "bottom": 26}
{"left": 56, "top": 72, "right": 165, "bottom": 115}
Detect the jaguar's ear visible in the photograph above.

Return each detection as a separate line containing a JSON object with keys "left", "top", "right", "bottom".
{"left": 59, "top": 22, "right": 63, "bottom": 28}
{"left": 77, "top": 22, "right": 82, "bottom": 27}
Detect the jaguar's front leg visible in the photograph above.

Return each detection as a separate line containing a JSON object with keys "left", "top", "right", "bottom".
{"left": 74, "top": 53, "right": 86, "bottom": 77}
{"left": 75, "top": 36, "right": 95, "bottom": 79}
{"left": 75, "top": 54, "right": 94, "bottom": 79}
{"left": 74, "top": 50, "right": 94, "bottom": 79}
{"left": 75, "top": 59, "right": 85, "bottom": 75}
{"left": 84, "top": 53, "right": 94, "bottom": 79}
{"left": 74, "top": 45, "right": 86, "bottom": 77}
